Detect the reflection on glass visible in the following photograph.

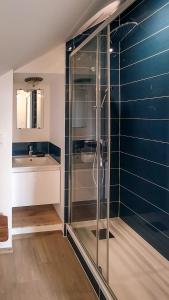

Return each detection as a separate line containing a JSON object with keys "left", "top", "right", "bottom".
{"left": 70, "top": 27, "right": 110, "bottom": 281}
{"left": 16, "top": 89, "right": 44, "bottom": 129}
{"left": 70, "top": 36, "right": 98, "bottom": 264}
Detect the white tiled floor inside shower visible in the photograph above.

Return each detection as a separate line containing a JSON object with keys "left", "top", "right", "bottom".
{"left": 72, "top": 218, "right": 169, "bottom": 300}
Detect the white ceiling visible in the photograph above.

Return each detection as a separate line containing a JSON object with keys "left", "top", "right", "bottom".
{"left": 0, "top": 0, "right": 115, "bottom": 76}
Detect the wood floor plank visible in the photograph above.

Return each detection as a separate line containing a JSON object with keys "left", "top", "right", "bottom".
{"left": 0, "top": 231, "right": 97, "bottom": 300}
{"left": 12, "top": 205, "right": 61, "bottom": 228}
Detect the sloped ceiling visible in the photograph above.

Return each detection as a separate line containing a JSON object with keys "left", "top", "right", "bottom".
{"left": 0, "top": 0, "right": 114, "bottom": 76}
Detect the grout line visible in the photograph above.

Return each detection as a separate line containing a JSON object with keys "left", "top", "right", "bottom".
{"left": 121, "top": 168, "right": 169, "bottom": 192}
{"left": 121, "top": 135, "right": 169, "bottom": 145}
{"left": 66, "top": 117, "right": 119, "bottom": 120}
{"left": 64, "top": 135, "right": 119, "bottom": 139}
{"left": 118, "top": 118, "right": 169, "bottom": 121}
{"left": 121, "top": 185, "right": 169, "bottom": 217}
{"left": 121, "top": 47, "right": 169, "bottom": 70}
{"left": 121, "top": 2, "right": 169, "bottom": 52}
{"left": 69, "top": 83, "right": 108, "bottom": 85}
{"left": 120, "top": 0, "right": 145, "bottom": 21}
{"left": 65, "top": 168, "right": 119, "bottom": 173}
{"left": 121, "top": 151, "right": 169, "bottom": 168}
{"left": 64, "top": 184, "right": 119, "bottom": 190}
{"left": 66, "top": 95, "right": 169, "bottom": 104}
{"left": 133, "top": 2, "right": 169, "bottom": 26}
{"left": 121, "top": 24, "right": 169, "bottom": 54}
{"left": 118, "top": 32, "right": 121, "bottom": 218}
{"left": 120, "top": 202, "right": 169, "bottom": 239}
{"left": 64, "top": 150, "right": 120, "bottom": 156}
{"left": 118, "top": 95, "right": 169, "bottom": 103}
{"left": 121, "top": 70, "right": 169, "bottom": 87}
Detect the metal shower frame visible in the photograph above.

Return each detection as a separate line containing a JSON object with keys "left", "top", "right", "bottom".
{"left": 68, "top": 0, "right": 136, "bottom": 297}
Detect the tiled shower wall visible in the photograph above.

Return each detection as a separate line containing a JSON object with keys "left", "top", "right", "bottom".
{"left": 118, "top": 0, "right": 169, "bottom": 260}
{"left": 109, "top": 19, "right": 120, "bottom": 218}
{"left": 65, "top": 0, "right": 169, "bottom": 259}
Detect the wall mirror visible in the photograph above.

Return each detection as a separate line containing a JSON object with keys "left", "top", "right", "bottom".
{"left": 16, "top": 89, "right": 44, "bottom": 129}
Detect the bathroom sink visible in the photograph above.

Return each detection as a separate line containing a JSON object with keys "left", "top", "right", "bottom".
{"left": 12, "top": 155, "right": 59, "bottom": 168}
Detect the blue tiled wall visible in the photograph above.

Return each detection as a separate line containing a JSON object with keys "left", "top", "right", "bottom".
{"left": 65, "top": 0, "right": 169, "bottom": 262}
{"left": 119, "top": 0, "right": 169, "bottom": 260}
{"left": 12, "top": 142, "right": 61, "bottom": 163}
{"left": 110, "top": 18, "right": 120, "bottom": 218}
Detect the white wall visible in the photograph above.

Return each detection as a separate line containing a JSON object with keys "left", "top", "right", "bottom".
{"left": 0, "top": 71, "right": 13, "bottom": 249}
{"left": 16, "top": 45, "right": 65, "bottom": 74}
{"left": 50, "top": 76, "right": 65, "bottom": 148}
{"left": 14, "top": 43, "right": 65, "bottom": 222}
{"left": 50, "top": 75, "right": 65, "bottom": 221}
{"left": 13, "top": 81, "right": 50, "bottom": 142}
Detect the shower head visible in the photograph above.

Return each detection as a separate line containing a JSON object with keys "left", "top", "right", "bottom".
{"left": 110, "top": 21, "right": 138, "bottom": 43}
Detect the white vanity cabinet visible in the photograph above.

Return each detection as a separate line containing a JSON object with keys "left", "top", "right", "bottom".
{"left": 12, "top": 156, "right": 61, "bottom": 207}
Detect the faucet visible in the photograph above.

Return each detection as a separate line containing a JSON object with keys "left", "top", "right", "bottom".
{"left": 28, "top": 145, "right": 33, "bottom": 157}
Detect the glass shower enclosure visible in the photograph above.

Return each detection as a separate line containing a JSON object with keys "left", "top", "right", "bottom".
{"left": 69, "top": 26, "right": 111, "bottom": 282}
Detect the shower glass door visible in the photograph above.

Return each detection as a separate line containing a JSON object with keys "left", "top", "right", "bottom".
{"left": 69, "top": 26, "right": 110, "bottom": 282}
{"left": 70, "top": 35, "right": 98, "bottom": 266}
{"left": 97, "top": 26, "right": 110, "bottom": 281}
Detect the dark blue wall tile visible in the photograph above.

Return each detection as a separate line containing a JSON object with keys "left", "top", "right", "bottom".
{"left": 121, "top": 136, "right": 169, "bottom": 166}
{"left": 119, "top": 0, "right": 169, "bottom": 261}
{"left": 110, "top": 69, "right": 119, "bottom": 85}
{"left": 111, "top": 118, "right": 119, "bottom": 135}
{"left": 121, "top": 97, "right": 169, "bottom": 119}
{"left": 111, "top": 101, "right": 119, "bottom": 119}
{"left": 74, "top": 34, "right": 88, "bottom": 48}
{"left": 121, "top": 186, "right": 169, "bottom": 235}
{"left": 110, "top": 18, "right": 120, "bottom": 31}
{"left": 49, "top": 142, "right": 61, "bottom": 163}
{"left": 121, "top": 51, "right": 169, "bottom": 85}
{"left": 121, "top": 152, "right": 169, "bottom": 190}
{"left": 110, "top": 86, "right": 119, "bottom": 102}
{"left": 121, "top": 170, "right": 169, "bottom": 214}
{"left": 64, "top": 205, "right": 69, "bottom": 223}
{"left": 121, "top": 119, "right": 169, "bottom": 143}
{"left": 110, "top": 185, "right": 119, "bottom": 202}
{"left": 110, "top": 201, "right": 119, "bottom": 218}
{"left": 120, "top": 203, "right": 169, "bottom": 260}
{"left": 12, "top": 142, "right": 49, "bottom": 156}
{"left": 121, "top": 73, "right": 169, "bottom": 101}
{"left": 110, "top": 52, "right": 119, "bottom": 69}
{"left": 66, "top": 40, "right": 74, "bottom": 52}
{"left": 121, "top": 0, "right": 169, "bottom": 51}
{"left": 111, "top": 152, "right": 119, "bottom": 168}
{"left": 110, "top": 169, "right": 119, "bottom": 186}
{"left": 120, "top": 0, "right": 152, "bottom": 21}
{"left": 121, "top": 27, "right": 169, "bottom": 68}
{"left": 111, "top": 135, "right": 119, "bottom": 152}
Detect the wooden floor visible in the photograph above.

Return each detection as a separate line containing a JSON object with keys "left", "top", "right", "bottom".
{"left": 0, "top": 231, "right": 97, "bottom": 300}
{"left": 73, "top": 218, "right": 169, "bottom": 300}
{"left": 12, "top": 205, "right": 61, "bottom": 228}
